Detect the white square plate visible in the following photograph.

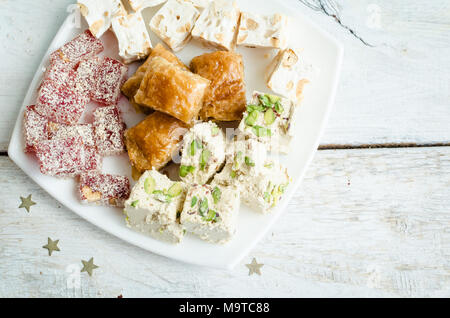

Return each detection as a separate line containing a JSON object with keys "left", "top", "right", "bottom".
{"left": 8, "top": 0, "right": 343, "bottom": 269}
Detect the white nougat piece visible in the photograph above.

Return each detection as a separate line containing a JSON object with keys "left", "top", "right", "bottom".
{"left": 238, "top": 91, "right": 298, "bottom": 154}
{"left": 181, "top": 0, "right": 210, "bottom": 9}
{"left": 149, "top": 0, "right": 200, "bottom": 52}
{"left": 124, "top": 170, "right": 187, "bottom": 244}
{"left": 180, "top": 184, "right": 240, "bottom": 244}
{"left": 111, "top": 12, "right": 152, "bottom": 63}
{"left": 179, "top": 122, "right": 226, "bottom": 185}
{"left": 237, "top": 12, "right": 289, "bottom": 49}
{"left": 266, "top": 48, "right": 316, "bottom": 103}
{"left": 240, "top": 162, "right": 290, "bottom": 214}
{"left": 78, "top": 0, "right": 126, "bottom": 38}
{"left": 191, "top": 0, "right": 241, "bottom": 51}
{"left": 126, "top": 0, "right": 167, "bottom": 11}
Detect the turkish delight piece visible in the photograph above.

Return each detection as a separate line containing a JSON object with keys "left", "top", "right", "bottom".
{"left": 191, "top": 0, "right": 241, "bottom": 51}
{"left": 23, "top": 105, "right": 49, "bottom": 153}
{"left": 124, "top": 170, "right": 187, "bottom": 244}
{"left": 180, "top": 184, "right": 240, "bottom": 244}
{"left": 47, "top": 122, "right": 95, "bottom": 147}
{"left": 93, "top": 105, "right": 126, "bottom": 156}
{"left": 111, "top": 11, "right": 152, "bottom": 63}
{"left": 237, "top": 12, "right": 289, "bottom": 49}
{"left": 92, "top": 57, "right": 128, "bottom": 105}
{"left": 77, "top": 0, "right": 126, "bottom": 38}
{"left": 266, "top": 48, "right": 316, "bottom": 103}
{"left": 126, "top": 0, "right": 167, "bottom": 11}
{"left": 74, "top": 56, "right": 101, "bottom": 96}
{"left": 35, "top": 63, "right": 90, "bottom": 125}
{"left": 79, "top": 172, "right": 130, "bottom": 207}
{"left": 50, "top": 30, "right": 104, "bottom": 68}
{"left": 35, "top": 137, "right": 101, "bottom": 177}
{"left": 238, "top": 91, "right": 298, "bottom": 154}
{"left": 179, "top": 122, "right": 226, "bottom": 185}
{"left": 149, "top": 0, "right": 200, "bottom": 52}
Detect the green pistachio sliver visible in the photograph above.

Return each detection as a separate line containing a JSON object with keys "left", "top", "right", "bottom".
{"left": 211, "top": 126, "right": 220, "bottom": 136}
{"left": 191, "top": 196, "right": 198, "bottom": 207}
{"left": 245, "top": 110, "right": 258, "bottom": 127}
{"left": 247, "top": 104, "right": 264, "bottom": 113}
{"left": 180, "top": 165, "right": 195, "bottom": 177}
{"left": 200, "top": 149, "right": 211, "bottom": 171}
{"left": 274, "top": 100, "right": 284, "bottom": 114}
{"left": 190, "top": 140, "right": 197, "bottom": 156}
{"left": 264, "top": 108, "right": 276, "bottom": 126}
{"left": 212, "top": 186, "right": 221, "bottom": 204}
{"left": 245, "top": 156, "right": 255, "bottom": 167}
{"left": 258, "top": 94, "right": 272, "bottom": 108}
{"left": 199, "top": 198, "right": 209, "bottom": 217}
{"left": 230, "top": 170, "right": 237, "bottom": 179}
{"left": 144, "top": 176, "right": 156, "bottom": 194}
{"left": 168, "top": 182, "right": 183, "bottom": 197}
{"left": 264, "top": 163, "right": 274, "bottom": 169}
{"left": 131, "top": 200, "right": 139, "bottom": 208}
{"left": 253, "top": 125, "right": 272, "bottom": 137}
{"left": 153, "top": 190, "right": 172, "bottom": 203}
{"left": 205, "top": 210, "right": 217, "bottom": 222}
{"left": 263, "top": 192, "right": 270, "bottom": 203}
{"left": 268, "top": 94, "right": 281, "bottom": 104}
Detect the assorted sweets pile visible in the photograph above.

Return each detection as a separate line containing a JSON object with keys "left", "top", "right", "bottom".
{"left": 23, "top": 0, "right": 316, "bottom": 245}
{"left": 23, "top": 29, "right": 131, "bottom": 207}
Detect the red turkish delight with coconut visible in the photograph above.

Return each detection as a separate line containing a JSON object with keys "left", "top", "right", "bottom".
{"left": 93, "top": 105, "right": 126, "bottom": 156}
{"left": 35, "top": 62, "right": 90, "bottom": 125}
{"left": 23, "top": 105, "right": 49, "bottom": 153}
{"left": 91, "top": 57, "right": 128, "bottom": 105}
{"left": 35, "top": 136, "right": 101, "bottom": 177}
{"left": 74, "top": 56, "right": 102, "bottom": 96}
{"left": 50, "top": 30, "right": 104, "bottom": 68}
{"left": 47, "top": 122, "right": 96, "bottom": 147}
{"left": 78, "top": 172, "right": 131, "bottom": 207}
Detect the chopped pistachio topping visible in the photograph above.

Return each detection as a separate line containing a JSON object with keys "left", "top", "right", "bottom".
{"left": 245, "top": 156, "right": 255, "bottom": 167}
{"left": 131, "top": 200, "right": 139, "bottom": 208}
{"left": 264, "top": 108, "right": 276, "bottom": 125}
{"left": 190, "top": 139, "right": 202, "bottom": 156}
{"left": 258, "top": 94, "right": 272, "bottom": 108}
{"left": 144, "top": 176, "right": 155, "bottom": 194}
{"left": 153, "top": 190, "right": 172, "bottom": 203}
{"left": 274, "top": 100, "right": 284, "bottom": 114}
{"left": 180, "top": 165, "right": 195, "bottom": 177}
{"left": 263, "top": 192, "right": 270, "bottom": 202}
{"left": 245, "top": 111, "right": 258, "bottom": 127}
{"left": 253, "top": 125, "right": 272, "bottom": 137}
{"left": 230, "top": 170, "right": 237, "bottom": 179}
{"left": 212, "top": 186, "right": 221, "bottom": 204}
{"left": 168, "top": 183, "right": 183, "bottom": 197}
{"left": 199, "top": 198, "right": 209, "bottom": 217}
{"left": 211, "top": 126, "right": 220, "bottom": 136}
{"left": 204, "top": 209, "right": 217, "bottom": 222}
{"left": 267, "top": 94, "right": 281, "bottom": 104}
{"left": 200, "top": 149, "right": 211, "bottom": 171}
{"left": 191, "top": 196, "right": 198, "bottom": 207}
{"left": 247, "top": 104, "right": 264, "bottom": 113}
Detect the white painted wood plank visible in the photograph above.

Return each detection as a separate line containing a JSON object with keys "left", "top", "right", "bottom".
{"left": 1, "top": 147, "right": 449, "bottom": 297}
{"left": 1, "top": 0, "right": 450, "bottom": 151}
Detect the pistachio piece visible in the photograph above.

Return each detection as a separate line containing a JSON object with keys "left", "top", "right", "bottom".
{"left": 264, "top": 108, "right": 276, "bottom": 126}
{"left": 191, "top": 196, "right": 198, "bottom": 207}
{"left": 144, "top": 176, "right": 155, "bottom": 194}
{"left": 245, "top": 110, "right": 258, "bottom": 127}
{"left": 200, "top": 149, "right": 211, "bottom": 171}
{"left": 180, "top": 165, "right": 195, "bottom": 177}
{"left": 168, "top": 182, "right": 183, "bottom": 197}
{"left": 212, "top": 186, "right": 221, "bottom": 204}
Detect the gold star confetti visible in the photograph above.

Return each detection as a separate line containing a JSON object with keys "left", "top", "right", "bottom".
{"left": 246, "top": 258, "right": 264, "bottom": 276}
{"left": 81, "top": 257, "right": 99, "bottom": 276}
{"left": 42, "top": 237, "right": 60, "bottom": 256}
{"left": 19, "top": 194, "right": 36, "bottom": 213}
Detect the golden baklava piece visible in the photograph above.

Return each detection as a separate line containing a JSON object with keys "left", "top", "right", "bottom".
{"left": 124, "top": 112, "right": 188, "bottom": 173}
{"left": 121, "top": 43, "right": 188, "bottom": 111}
{"left": 190, "top": 51, "right": 246, "bottom": 121}
{"left": 134, "top": 57, "right": 210, "bottom": 124}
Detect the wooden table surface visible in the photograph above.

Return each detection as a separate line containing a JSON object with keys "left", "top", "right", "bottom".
{"left": 0, "top": 0, "right": 449, "bottom": 298}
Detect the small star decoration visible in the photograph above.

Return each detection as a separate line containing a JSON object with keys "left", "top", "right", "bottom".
{"left": 246, "top": 258, "right": 264, "bottom": 276}
{"left": 19, "top": 194, "right": 36, "bottom": 213}
{"left": 81, "top": 257, "right": 99, "bottom": 276}
{"left": 42, "top": 237, "right": 60, "bottom": 256}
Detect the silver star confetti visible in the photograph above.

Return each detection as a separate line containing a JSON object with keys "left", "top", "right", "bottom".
{"left": 42, "top": 237, "right": 60, "bottom": 256}
{"left": 246, "top": 258, "right": 264, "bottom": 276}
{"left": 81, "top": 257, "right": 99, "bottom": 276}
{"left": 19, "top": 194, "right": 36, "bottom": 213}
